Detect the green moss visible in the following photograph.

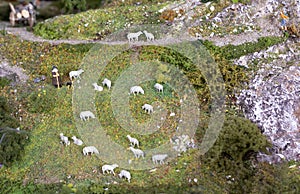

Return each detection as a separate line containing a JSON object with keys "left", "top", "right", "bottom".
{"left": 0, "top": 77, "right": 10, "bottom": 88}
{"left": 33, "top": 3, "right": 166, "bottom": 40}
{"left": 202, "top": 36, "right": 287, "bottom": 60}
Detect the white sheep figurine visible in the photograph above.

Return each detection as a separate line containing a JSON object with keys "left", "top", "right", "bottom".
{"left": 143, "top": 30, "right": 154, "bottom": 41}
{"left": 83, "top": 146, "right": 99, "bottom": 155}
{"left": 127, "top": 31, "right": 143, "bottom": 42}
{"left": 59, "top": 133, "right": 70, "bottom": 146}
{"left": 80, "top": 111, "right": 95, "bottom": 121}
{"left": 92, "top": 83, "right": 103, "bottom": 91}
{"left": 102, "top": 164, "right": 119, "bottom": 175}
{"left": 142, "top": 104, "right": 153, "bottom": 114}
{"left": 71, "top": 136, "right": 83, "bottom": 146}
{"left": 129, "top": 147, "right": 144, "bottom": 158}
{"left": 154, "top": 83, "right": 163, "bottom": 92}
{"left": 130, "top": 86, "right": 144, "bottom": 95}
{"left": 126, "top": 135, "right": 139, "bottom": 147}
{"left": 69, "top": 69, "right": 84, "bottom": 80}
{"left": 152, "top": 154, "right": 168, "bottom": 164}
{"left": 102, "top": 78, "right": 112, "bottom": 90}
{"left": 118, "top": 170, "right": 131, "bottom": 183}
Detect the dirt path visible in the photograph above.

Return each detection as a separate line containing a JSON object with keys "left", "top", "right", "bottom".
{"left": 2, "top": 18, "right": 283, "bottom": 47}
{"left": 3, "top": 25, "right": 197, "bottom": 46}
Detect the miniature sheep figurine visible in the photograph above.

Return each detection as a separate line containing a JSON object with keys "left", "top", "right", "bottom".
{"left": 154, "top": 83, "right": 163, "bottom": 92}
{"left": 152, "top": 154, "right": 168, "bottom": 164}
{"left": 83, "top": 146, "right": 99, "bottom": 155}
{"left": 143, "top": 30, "right": 154, "bottom": 41}
{"left": 102, "top": 78, "right": 111, "bottom": 90}
{"left": 80, "top": 111, "right": 95, "bottom": 121}
{"left": 69, "top": 69, "right": 84, "bottom": 80}
{"left": 130, "top": 86, "right": 144, "bottom": 95}
{"left": 142, "top": 104, "right": 153, "bottom": 114}
{"left": 92, "top": 83, "right": 103, "bottom": 91}
{"left": 127, "top": 31, "right": 143, "bottom": 42}
{"left": 126, "top": 135, "right": 139, "bottom": 147}
{"left": 102, "top": 164, "right": 119, "bottom": 175}
{"left": 71, "top": 136, "right": 83, "bottom": 146}
{"left": 129, "top": 147, "right": 144, "bottom": 158}
{"left": 59, "top": 133, "right": 70, "bottom": 146}
{"left": 118, "top": 170, "right": 131, "bottom": 183}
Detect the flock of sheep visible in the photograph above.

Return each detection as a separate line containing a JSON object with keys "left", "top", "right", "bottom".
{"left": 80, "top": 78, "right": 164, "bottom": 120}
{"left": 59, "top": 132, "right": 168, "bottom": 183}
{"left": 127, "top": 30, "right": 155, "bottom": 42}
{"left": 63, "top": 68, "right": 169, "bottom": 183}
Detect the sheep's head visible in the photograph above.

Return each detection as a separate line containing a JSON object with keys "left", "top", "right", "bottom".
{"left": 92, "top": 83, "right": 97, "bottom": 86}
{"left": 118, "top": 173, "right": 122, "bottom": 178}
{"left": 128, "top": 147, "right": 133, "bottom": 151}
{"left": 112, "top": 164, "right": 119, "bottom": 168}
{"left": 71, "top": 136, "right": 76, "bottom": 140}
{"left": 143, "top": 30, "right": 147, "bottom": 33}
{"left": 141, "top": 90, "right": 144, "bottom": 94}
{"left": 79, "top": 69, "right": 84, "bottom": 73}
{"left": 59, "top": 133, "right": 63, "bottom": 136}
{"left": 126, "top": 135, "right": 131, "bottom": 138}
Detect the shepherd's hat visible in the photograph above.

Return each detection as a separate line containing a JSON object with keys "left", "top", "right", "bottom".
{"left": 52, "top": 66, "right": 58, "bottom": 72}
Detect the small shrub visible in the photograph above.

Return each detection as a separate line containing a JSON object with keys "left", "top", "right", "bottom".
{"left": 0, "top": 96, "right": 18, "bottom": 129}
{"left": 288, "top": 23, "right": 300, "bottom": 37}
{"left": 202, "top": 115, "right": 270, "bottom": 169}
{"left": 200, "top": 115, "right": 272, "bottom": 193}
{"left": 0, "top": 127, "right": 29, "bottom": 166}
{"left": 160, "top": 9, "right": 177, "bottom": 22}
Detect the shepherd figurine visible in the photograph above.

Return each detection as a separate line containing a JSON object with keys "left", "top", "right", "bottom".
{"left": 280, "top": 11, "right": 289, "bottom": 31}
{"left": 52, "top": 66, "right": 62, "bottom": 88}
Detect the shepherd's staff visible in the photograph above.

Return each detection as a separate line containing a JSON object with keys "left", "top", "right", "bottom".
{"left": 56, "top": 72, "right": 60, "bottom": 89}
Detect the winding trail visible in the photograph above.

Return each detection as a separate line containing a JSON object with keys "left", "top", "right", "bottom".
{"left": 2, "top": 20, "right": 283, "bottom": 47}
{"left": 4, "top": 26, "right": 197, "bottom": 46}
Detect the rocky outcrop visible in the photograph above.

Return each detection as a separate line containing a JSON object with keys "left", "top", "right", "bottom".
{"left": 0, "top": 59, "right": 28, "bottom": 84}
{"left": 237, "top": 64, "right": 300, "bottom": 162}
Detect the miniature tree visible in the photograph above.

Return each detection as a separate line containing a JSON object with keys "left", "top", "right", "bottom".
{"left": 202, "top": 115, "right": 271, "bottom": 170}
{"left": 0, "top": 127, "right": 28, "bottom": 167}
